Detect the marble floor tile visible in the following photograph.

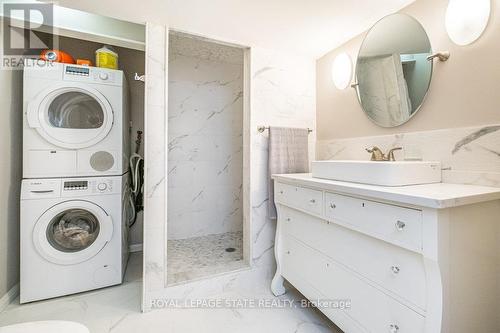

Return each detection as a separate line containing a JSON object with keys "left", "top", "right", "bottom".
{"left": 0, "top": 252, "right": 343, "bottom": 333}
{"left": 167, "top": 231, "right": 247, "bottom": 285}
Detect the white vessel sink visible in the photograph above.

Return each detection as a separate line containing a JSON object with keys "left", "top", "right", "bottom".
{"left": 311, "top": 160, "right": 442, "bottom": 186}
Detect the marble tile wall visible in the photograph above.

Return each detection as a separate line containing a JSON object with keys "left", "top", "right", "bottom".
{"left": 143, "top": 43, "right": 316, "bottom": 307}
{"left": 249, "top": 47, "right": 316, "bottom": 272}
{"left": 167, "top": 34, "right": 244, "bottom": 240}
{"left": 142, "top": 23, "right": 168, "bottom": 311}
{"left": 317, "top": 124, "right": 500, "bottom": 187}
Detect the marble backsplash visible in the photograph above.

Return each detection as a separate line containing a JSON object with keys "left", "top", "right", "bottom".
{"left": 167, "top": 34, "right": 244, "bottom": 240}
{"left": 317, "top": 124, "right": 500, "bottom": 187}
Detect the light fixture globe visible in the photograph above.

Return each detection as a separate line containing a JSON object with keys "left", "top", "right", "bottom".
{"left": 331, "top": 52, "right": 352, "bottom": 90}
{"left": 445, "top": 0, "right": 491, "bottom": 46}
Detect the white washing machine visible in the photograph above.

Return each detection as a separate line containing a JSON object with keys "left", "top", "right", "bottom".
{"left": 23, "top": 60, "right": 130, "bottom": 178}
{"left": 20, "top": 174, "right": 129, "bottom": 303}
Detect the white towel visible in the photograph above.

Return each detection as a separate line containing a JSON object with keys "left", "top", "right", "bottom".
{"left": 268, "top": 127, "right": 309, "bottom": 219}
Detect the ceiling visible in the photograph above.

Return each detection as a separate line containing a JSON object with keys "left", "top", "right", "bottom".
{"left": 166, "top": 0, "right": 418, "bottom": 59}
{"left": 44, "top": 0, "right": 418, "bottom": 59}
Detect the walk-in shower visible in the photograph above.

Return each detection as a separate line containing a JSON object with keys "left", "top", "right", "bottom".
{"left": 167, "top": 32, "right": 247, "bottom": 285}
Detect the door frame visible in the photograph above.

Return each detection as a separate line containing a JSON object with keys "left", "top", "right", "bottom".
{"left": 141, "top": 25, "right": 252, "bottom": 311}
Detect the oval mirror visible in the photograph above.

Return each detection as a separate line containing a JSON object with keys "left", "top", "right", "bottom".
{"left": 355, "top": 14, "right": 432, "bottom": 127}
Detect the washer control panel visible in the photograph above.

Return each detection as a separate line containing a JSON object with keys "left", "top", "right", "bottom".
{"left": 93, "top": 179, "right": 113, "bottom": 193}
{"left": 63, "top": 180, "right": 88, "bottom": 191}
{"left": 60, "top": 176, "right": 120, "bottom": 196}
{"left": 21, "top": 176, "right": 123, "bottom": 200}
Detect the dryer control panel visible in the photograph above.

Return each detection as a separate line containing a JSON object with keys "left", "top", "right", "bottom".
{"left": 63, "top": 63, "right": 122, "bottom": 86}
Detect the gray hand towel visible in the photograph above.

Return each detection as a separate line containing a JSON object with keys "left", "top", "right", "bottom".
{"left": 268, "top": 126, "right": 309, "bottom": 219}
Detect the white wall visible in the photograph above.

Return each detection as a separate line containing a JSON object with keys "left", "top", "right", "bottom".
{"left": 316, "top": 0, "right": 500, "bottom": 140}
{"left": 0, "top": 18, "right": 23, "bottom": 301}
{"left": 314, "top": 0, "right": 500, "bottom": 189}
{"left": 167, "top": 33, "right": 244, "bottom": 240}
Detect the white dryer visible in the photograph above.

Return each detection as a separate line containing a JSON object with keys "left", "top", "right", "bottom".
{"left": 23, "top": 60, "right": 130, "bottom": 178}
{"left": 20, "top": 174, "right": 129, "bottom": 303}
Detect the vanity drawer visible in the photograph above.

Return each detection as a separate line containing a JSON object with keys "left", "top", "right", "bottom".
{"left": 274, "top": 182, "right": 323, "bottom": 216}
{"left": 282, "top": 235, "right": 425, "bottom": 333}
{"left": 281, "top": 207, "right": 426, "bottom": 310}
{"left": 325, "top": 193, "right": 422, "bottom": 252}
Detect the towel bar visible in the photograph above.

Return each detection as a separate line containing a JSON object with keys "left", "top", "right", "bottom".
{"left": 257, "top": 126, "right": 313, "bottom": 134}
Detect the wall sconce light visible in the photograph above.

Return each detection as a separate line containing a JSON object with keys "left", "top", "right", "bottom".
{"left": 331, "top": 52, "right": 352, "bottom": 90}
{"left": 445, "top": 0, "right": 491, "bottom": 46}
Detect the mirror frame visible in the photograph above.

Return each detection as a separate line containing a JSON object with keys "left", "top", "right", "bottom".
{"left": 354, "top": 13, "right": 433, "bottom": 128}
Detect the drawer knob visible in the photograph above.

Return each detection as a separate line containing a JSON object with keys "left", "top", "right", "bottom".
{"left": 395, "top": 220, "right": 406, "bottom": 231}
{"left": 391, "top": 266, "right": 400, "bottom": 275}
{"left": 279, "top": 190, "right": 284, "bottom": 194}
{"left": 330, "top": 203, "right": 336, "bottom": 209}
{"left": 389, "top": 324, "right": 400, "bottom": 333}
{"left": 309, "top": 199, "right": 316, "bottom": 204}
{"left": 286, "top": 218, "right": 291, "bottom": 222}
{"left": 286, "top": 251, "right": 291, "bottom": 255}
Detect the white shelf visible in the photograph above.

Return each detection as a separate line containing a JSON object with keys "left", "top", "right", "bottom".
{"left": 3, "top": 3, "right": 145, "bottom": 51}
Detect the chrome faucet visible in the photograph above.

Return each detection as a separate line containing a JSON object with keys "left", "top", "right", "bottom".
{"left": 366, "top": 146, "right": 402, "bottom": 161}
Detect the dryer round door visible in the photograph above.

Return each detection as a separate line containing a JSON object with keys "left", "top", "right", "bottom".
{"left": 27, "top": 83, "right": 114, "bottom": 149}
{"left": 33, "top": 200, "right": 113, "bottom": 265}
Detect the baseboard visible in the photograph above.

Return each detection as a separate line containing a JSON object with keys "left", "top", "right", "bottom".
{"left": 0, "top": 283, "right": 19, "bottom": 313}
{"left": 129, "top": 243, "right": 143, "bottom": 253}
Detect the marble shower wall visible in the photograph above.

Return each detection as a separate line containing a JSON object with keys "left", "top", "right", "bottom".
{"left": 143, "top": 45, "right": 316, "bottom": 306}
{"left": 167, "top": 34, "right": 244, "bottom": 240}
{"left": 317, "top": 124, "right": 500, "bottom": 187}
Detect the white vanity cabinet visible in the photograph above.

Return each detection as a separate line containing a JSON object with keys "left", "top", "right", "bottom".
{"left": 271, "top": 174, "right": 500, "bottom": 333}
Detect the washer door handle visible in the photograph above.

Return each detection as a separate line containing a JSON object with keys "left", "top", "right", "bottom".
{"left": 26, "top": 101, "right": 41, "bottom": 128}
{"left": 103, "top": 215, "right": 114, "bottom": 242}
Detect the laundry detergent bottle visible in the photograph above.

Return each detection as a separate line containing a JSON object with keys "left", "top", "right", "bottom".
{"left": 95, "top": 45, "right": 118, "bottom": 69}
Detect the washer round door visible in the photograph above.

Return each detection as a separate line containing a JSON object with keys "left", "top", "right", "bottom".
{"left": 33, "top": 200, "right": 113, "bottom": 265}
{"left": 27, "top": 83, "right": 114, "bottom": 149}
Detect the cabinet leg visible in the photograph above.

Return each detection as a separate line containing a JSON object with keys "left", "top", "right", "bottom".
{"left": 271, "top": 207, "right": 286, "bottom": 296}
{"left": 271, "top": 273, "right": 286, "bottom": 296}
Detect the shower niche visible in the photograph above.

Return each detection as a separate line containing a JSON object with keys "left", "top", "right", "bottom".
{"left": 167, "top": 32, "right": 248, "bottom": 285}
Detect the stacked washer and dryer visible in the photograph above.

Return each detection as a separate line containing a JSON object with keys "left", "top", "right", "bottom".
{"left": 20, "top": 60, "right": 131, "bottom": 303}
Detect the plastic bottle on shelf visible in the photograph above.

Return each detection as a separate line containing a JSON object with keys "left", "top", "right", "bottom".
{"left": 95, "top": 45, "right": 118, "bottom": 69}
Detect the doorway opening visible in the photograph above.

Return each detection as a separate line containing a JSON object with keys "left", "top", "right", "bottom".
{"left": 166, "top": 31, "right": 250, "bottom": 285}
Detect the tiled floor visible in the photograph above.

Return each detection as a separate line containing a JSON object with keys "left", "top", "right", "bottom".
{"left": 0, "top": 252, "right": 343, "bottom": 333}
{"left": 167, "top": 231, "right": 248, "bottom": 285}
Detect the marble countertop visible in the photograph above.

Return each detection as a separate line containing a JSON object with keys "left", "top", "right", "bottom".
{"left": 272, "top": 173, "right": 500, "bottom": 209}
